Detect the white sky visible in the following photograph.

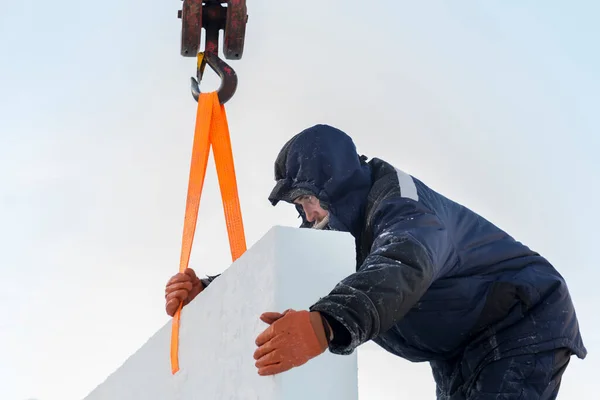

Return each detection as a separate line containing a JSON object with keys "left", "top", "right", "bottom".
{"left": 1, "top": 1, "right": 598, "bottom": 399}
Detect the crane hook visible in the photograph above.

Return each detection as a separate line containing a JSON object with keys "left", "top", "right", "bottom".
{"left": 190, "top": 52, "right": 238, "bottom": 104}
{"left": 178, "top": 0, "right": 247, "bottom": 104}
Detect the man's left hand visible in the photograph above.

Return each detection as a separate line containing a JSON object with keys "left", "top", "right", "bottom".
{"left": 253, "top": 309, "right": 328, "bottom": 376}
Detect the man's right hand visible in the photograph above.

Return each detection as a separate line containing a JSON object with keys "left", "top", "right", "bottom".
{"left": 165, "top": 268, "right": 204, "bottom": 316}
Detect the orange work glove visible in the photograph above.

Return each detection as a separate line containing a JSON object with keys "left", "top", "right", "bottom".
{"left": 253, "top": 309, "right": 329, "bottom": 376}
{"left": 164, "top": 267, "right": 204, "bottom": 316}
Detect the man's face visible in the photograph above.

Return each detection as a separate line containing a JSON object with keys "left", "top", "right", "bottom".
{"left": 293, "top": 195, "right": 329, "bottom": 228}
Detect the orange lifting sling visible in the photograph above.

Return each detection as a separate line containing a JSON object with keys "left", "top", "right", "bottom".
{"left": 170, "top": 90, "right": 247, "bottom": 374}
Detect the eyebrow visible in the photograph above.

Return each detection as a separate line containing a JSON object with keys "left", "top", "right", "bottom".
{"left": 294, "top": 195, "right": 310, "bottom": 203}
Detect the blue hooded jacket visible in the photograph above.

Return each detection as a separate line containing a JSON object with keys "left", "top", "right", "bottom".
{"left": 268, "top": 124, "right": 586, "bottom": 386}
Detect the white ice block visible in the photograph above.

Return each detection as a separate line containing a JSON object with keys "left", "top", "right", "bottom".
{"left": 82, "top": 225, "right": 359, "bottom": 400}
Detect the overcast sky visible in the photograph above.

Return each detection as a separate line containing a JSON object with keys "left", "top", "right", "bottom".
{"left": 1, "top": 1, "right": 598, "bottom": 399}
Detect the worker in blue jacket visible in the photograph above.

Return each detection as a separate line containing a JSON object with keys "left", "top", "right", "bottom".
{"left": 165, "top": 124, "right": 586, "bottom": 399}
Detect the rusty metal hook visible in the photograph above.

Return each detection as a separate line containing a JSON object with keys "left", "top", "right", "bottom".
{"left": 190, "top": 52, "right": 238, "bottom": 104}
{"left": 180, "top": 0, "right": 243, "bottom": 104}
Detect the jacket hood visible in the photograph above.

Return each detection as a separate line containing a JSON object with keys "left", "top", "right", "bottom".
{"left": 268, "top": 124, "right": 372, "bottom": 237}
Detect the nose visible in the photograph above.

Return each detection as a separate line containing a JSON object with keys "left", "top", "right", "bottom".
{"left": 303, "top": 203, "right": 326, "bottom": 223}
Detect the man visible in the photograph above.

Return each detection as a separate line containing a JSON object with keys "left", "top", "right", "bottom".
{"left": 165, "top": 124, "right": 586, "bottom": 399}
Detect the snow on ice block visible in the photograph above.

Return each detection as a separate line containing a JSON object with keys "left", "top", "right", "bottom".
{"left": 82, "top": 226, "right": 359, "bottom": 400}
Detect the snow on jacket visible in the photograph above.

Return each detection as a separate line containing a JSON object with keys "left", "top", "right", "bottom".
{"left": 267, "top": 124, "right": 587, "bottom": 370}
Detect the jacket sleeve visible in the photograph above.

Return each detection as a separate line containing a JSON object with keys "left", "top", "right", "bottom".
{"left": 200, "top": 274, "right": 220, "bottom": 289}
{"left": 309, "top": 197, "right": 454, "bottom": 355}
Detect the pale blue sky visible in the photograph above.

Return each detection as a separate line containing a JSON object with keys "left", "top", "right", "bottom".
{"left": 1, "top": 1, "right": 598, "bottom": 399}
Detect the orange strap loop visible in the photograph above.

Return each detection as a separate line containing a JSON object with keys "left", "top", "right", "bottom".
{"left": 170, "top": 91, "right": 247, "bottom": 374}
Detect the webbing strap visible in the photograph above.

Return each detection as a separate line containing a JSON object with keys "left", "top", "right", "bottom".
{"left": 170, "top": 91, "right": 247, "bottom": 374}
{"left": 210, "top": 99, "right": 247, "bottom": 261}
